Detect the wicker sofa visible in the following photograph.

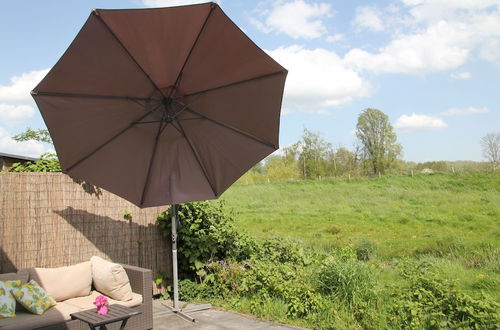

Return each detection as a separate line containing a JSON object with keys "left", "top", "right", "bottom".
{"left": 0, "top": 260, "right": 152, "bottom": 330}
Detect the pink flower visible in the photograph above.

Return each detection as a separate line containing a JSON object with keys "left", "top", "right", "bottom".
{"left": 93, "top": 295, "right": 109, "bottom": 314}
{"left": 97, "top": 305, "right": 109, "bottom": 315}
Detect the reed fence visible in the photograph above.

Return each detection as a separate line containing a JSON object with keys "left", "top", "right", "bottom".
{"left": 0, "top": 172, "right": 170, "bottom": 295}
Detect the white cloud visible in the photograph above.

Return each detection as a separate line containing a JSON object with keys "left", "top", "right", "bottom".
{"left": 0, "top": 127, "right": 51, "bottom": 158}
{"left": 0, "top": 69, "right": 49, "bottom": 104}
{"left": 0, "top": 104, "right": 35, "bottom": 123}
{"left": 252, "top": 0, "right": 332, "bottom": 39}
{"left": 402, "top": 0, "right": 500, "bottom": 24}
{"left": 450, "top": 71, "right": 471, "bottom": 79}
{"left": 326, "top": 34, "right": 344, "bottom": 43}
{"left": 141, "top": 0, "right": 220, "bottom": 7}
{"left": 345, "top": 20, "right": 470, "bottom": 74}
{"left": 441, "top": 106, "right": 489, "bottom": 116}
{"left": 352, "top": 6, "right": 385, "bottom": 32}
{"left": 394, "top": 113, "right": 447, "bottom": 132}
{"left": 267, "top": 45, "right": 371, "bottom": 113}
{"left": 345, "top": 1, "right": 500, "bottom": 74}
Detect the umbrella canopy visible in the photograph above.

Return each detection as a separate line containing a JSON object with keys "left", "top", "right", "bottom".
{"left": 32, "top": 2, "right": 287, "bottom": 208}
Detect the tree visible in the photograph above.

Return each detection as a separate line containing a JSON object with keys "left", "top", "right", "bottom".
{"left": 9, "top": 127, "right": 61, "bottom": 172}
{"left": 297, "top": 128, "right": 332, "bottom": 179}
{"left": 331, "top": 147, "right": 357, "bottom": 176}
{"left": 12, "top": 128, "right": 53, "bottom": 144}
{"left": 355, "top": 108, "right": 402, "bottom": 174}
{"left": 481, "top": 133, "right": 500, "bottom": 170}
{"left": 265, "top": 154, "right": 300, "bottom": 181}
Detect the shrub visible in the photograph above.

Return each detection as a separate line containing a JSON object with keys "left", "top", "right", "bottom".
{"left": 316, "top": 254, "right": 375, "bottom": 307}
{"left": 157, "top": 201, "right": 257, "bottom": 279}
{"left": 390, "top": 261, "right": 500, "bottom": 329}
{"left": 9, "top": 152, "right": 61, "bottom": 172}
{"left": 256, "top": 237, "right": 310, "bottom": 265}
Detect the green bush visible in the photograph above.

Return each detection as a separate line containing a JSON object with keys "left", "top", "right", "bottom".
{"left": 256, "top": 237, "right": 310, "bottom": 265}
{"left": 207, "top": 259, "right": 321, "bottom": 318}
{"left": 157, "top": 201, "right": 257, "bottom": 279}
{"left": 390, "top": 261, "right": 500, "bottom": 329}
{"left": 9, "top": 152, "right": 61, "bottom": 172}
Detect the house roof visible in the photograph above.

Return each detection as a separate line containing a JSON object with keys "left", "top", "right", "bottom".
{"left": 0, "top": 152, "right": 38, "bottom": 162}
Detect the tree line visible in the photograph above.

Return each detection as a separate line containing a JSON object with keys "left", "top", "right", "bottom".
{"left": 240, "top": 108, "right": 499, "bottom": 183}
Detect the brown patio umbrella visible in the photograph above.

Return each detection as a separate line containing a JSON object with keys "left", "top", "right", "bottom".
{"left": 31, "top": 2, "right": 286, "bottom": 321}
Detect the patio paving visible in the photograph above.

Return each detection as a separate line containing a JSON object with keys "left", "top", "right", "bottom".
{"left": 152, "top": 299, "right": 306, "bottom": 329}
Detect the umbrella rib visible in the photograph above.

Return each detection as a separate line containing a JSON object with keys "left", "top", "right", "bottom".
{"left": 174, "top": 119, "right": 219, "bottom": 197}
{"left": 177, "top": 104, "right": 277, "bottom": 150}
{"left": 180, "top": 70, "right": 286, "bottom": 98}
{"left": 93, "top": 10, "right": 167, "bottom": 98}
{"left": 65, "top": 104, "right": 161, "bottom": 172}
{"left": 168, "top": 3, "right": 216, "bottom": 97}
{"left": 32, "top": 91, "right": 158, "bottom": 102}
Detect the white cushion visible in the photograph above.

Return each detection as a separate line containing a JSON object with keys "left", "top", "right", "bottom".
{"left": 29, "top": 262, "right": 92, "bottom": 302}
{"left": 90, "top": 256, "right": 132, "bottom": 301}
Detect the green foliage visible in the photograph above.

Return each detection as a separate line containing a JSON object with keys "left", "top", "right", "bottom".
{"left": 12, "top": 128, "right": 53, "bottom": 144}
{"left": 265, "top": 155, "right": 300, "bottom": 182}
{"left": 9, "top": 152, "right": 61, "bottom": 172}
{"left": 123, "top": 210, "right": 132, "bottom": 221}
{"left": 297, "top": 128, "right": 332, "bottom": 180}
{"left": 390, "top": 260, "right": 500, "bottom": 329}
{"left": 256, "top": 237, "right": 309, "bottom": 265}
{"left": 332, "top": 147, "right": 358, "bottom": 177}
{"left": 316, "top": 248, "right": 376, "bottom": 307}
{"left": 156, "top": 201, "right": 256, "bottom": 278}
{"left": 355, "top": 108, "right": 402, "bottom": 174}
{"left": 237, "top": 166, "right": 266, "bottom": 184}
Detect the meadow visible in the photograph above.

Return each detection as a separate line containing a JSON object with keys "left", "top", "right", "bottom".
{"left": 219, "top": 173, "right": 499, "bottom": 323}
{"left": 223, "top": 173, "right": 499, "bottom": 261}
{"left": 169, "top": 172, "right": 499, "bottom": 328}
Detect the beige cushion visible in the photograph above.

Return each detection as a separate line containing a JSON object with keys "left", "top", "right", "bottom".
{"left": 0, "top": 302, "right": 79, "bottom": 330}
{"left": 64, "top": 290, "right": 142, "bottom": 310}
{"left": 90, "top": 256, "right": 132, "bottom": 301}
{"left": 29, "top": 261, "right": 92, "bottom": 302}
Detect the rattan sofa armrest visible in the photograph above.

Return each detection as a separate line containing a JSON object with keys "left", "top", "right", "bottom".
{"left": 121, "top": 264, "right": 153, "bottom": 329}
{"left": 122, "top": 264, "right": 152, "bottom": 301}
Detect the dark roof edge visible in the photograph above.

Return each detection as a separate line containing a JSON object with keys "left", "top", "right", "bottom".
{"left": 0, "top": 152, "right": 39, "bottom": 161}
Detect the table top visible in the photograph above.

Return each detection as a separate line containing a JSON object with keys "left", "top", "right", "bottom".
{"left": 70, "top": 304, "right": 141, "bottom": 326}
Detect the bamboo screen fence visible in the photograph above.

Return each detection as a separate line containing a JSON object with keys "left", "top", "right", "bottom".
{"left": 0, "top": 172, "right": 170, "bottom": 294}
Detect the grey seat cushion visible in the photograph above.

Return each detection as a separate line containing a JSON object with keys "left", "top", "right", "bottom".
{"left": 0, "top": 302, "right": 79, "bottom": 330}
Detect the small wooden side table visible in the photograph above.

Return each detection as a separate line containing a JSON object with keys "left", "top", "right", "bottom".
{"left": 70, "top": 304, "right": 141, "bottom": 330}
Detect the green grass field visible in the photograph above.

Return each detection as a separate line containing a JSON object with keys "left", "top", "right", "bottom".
{"left": 220, "top": 172, "right": 500, "bottom": 300}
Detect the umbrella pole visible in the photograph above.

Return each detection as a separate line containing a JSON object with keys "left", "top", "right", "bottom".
{"left": 160, "top": 204, "right": 211, "bottom": 323}
{"left": 171, "top": 203, "right": 180, "bottom": 311}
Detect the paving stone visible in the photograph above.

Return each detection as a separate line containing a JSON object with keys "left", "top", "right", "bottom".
{"left": 152, "top": 299, "right": 306, "bottom": 329}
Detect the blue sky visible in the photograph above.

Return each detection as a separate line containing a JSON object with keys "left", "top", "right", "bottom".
{"left": 1, "top": 0, "right": 499, "bottom": 162}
